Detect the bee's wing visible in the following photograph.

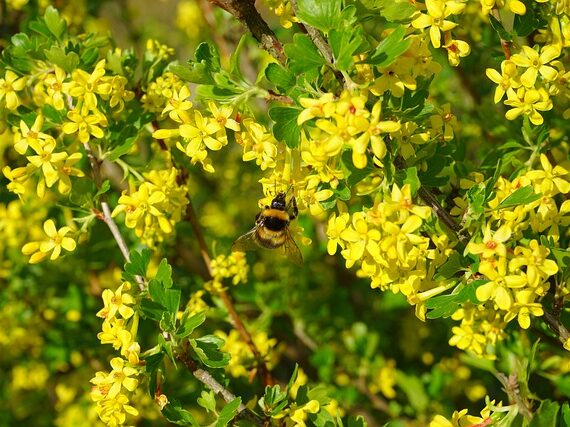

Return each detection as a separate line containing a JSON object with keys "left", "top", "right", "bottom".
{"left": 231, "top": 227, "right": 260, "bottom": 253}
{"left": 281, "top": 230, "right": 303, "bottom": 265}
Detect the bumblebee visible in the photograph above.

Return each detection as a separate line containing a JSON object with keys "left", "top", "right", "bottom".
{"left": 232, "top": 191, "right": 303, "bottom": 265}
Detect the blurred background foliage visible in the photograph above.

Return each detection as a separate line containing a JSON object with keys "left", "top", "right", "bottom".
{"left": 1, "top": 1, "right": 569, "bottom": 427}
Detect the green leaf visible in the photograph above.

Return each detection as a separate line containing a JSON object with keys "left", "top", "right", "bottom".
{"left": 403, "top": 167, "right": 420, "bottom": 195}
{"left": 108, "top": 136, "right": 137, "bottom": 161}
{"left": 162, "top": 402, "right": 199, "bottom": 426}
{"left": 139, "top": 299, "right": 167, "bottom": 321}
{"left": 514, "top": 2, "right": 547, "bottom": 37}
{"left": 433, "top": 252, "right": 466, "bottom": 280}
{"left": 425, "top": 281, "right": 481, "bottom": 319}
{"left": 329, "top": 26, "right": 365, "bottom": 71}
{"left": 124, "top": 248, "right": 151, "bottom": 276}
{"left": 285, "top": 34, "right": 327, "bottom": 74}
{"left": 287, "top": 364, "right": 300, "bottom": 391}
{"left": 229, "top": 34, "right": 248, "bottom": 80}
{"left": 144, "top": 352, "right": 164, "bottom": 398}
{"left": 367, "top": 26, "right": 412, "bottom": 68}
{"left": 529, "top": 400, "right": 560, "bottom": 427}
{"left": 190, "top": 335, "right": 231, "bottom": 368}
{"left": 295, "top": 0, "right": 342, "bottom": 33}
{"left": 197, "top": 390, "right": 217, "bottom": 413}
{"left": 259, "top": 385, "right": 288, "bottom": 415}
{"left": 496, "top": 185, "right": 541, "bottom": 209}
{"left": 164, "top": 289, "right": 181, "bottom": 320}
{"left": 44, "top": 46, "right": 80, "bottom": 73}
{"left": 561, "top": 403, "right": 570, "bottom": 426}
{"left": 341, "top": 150, "right": 374, "bottom": 186}
{"left": 155, "top": 258, "right": 173, "bottom": 288}
{"left": 149, "top": 278, "right": 167, "bottom": 307}
{"left": 44, "top": 6, "right": 66, "bottom": 39}
{"left": 265, "top": 63, "right": 295, "bottom": 91}
{"left": 215, "top": 397, "right": 241, "bottom": 427}
{"left": 171, "top": 63, "right": 214, "bottom": 85}
{"left": 347, "top": 416, "right": 368, "bottom": 427}
{"left": 371, "top": 0, "right": 416, "bottom": 21}
{"left": 489, "top": 14, "right": 513, "bottom": 42}
{"left": 176, "top": 311, "right": 206, "bottom": 338}
{"left": 269, "top": 106, "right": 302, "bottom": 149}
{"left": 396, "top": 371, "right": 428, "bottom": 412}
{"left": 94, "top": 180, "right": 111, "bottom": 199}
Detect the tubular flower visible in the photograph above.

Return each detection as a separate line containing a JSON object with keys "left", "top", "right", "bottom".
{"left": 443, "top": 38, "right": 471, "bottom": 67}
{"left": 21, "top": 219, "right": 77, "bottom": 263}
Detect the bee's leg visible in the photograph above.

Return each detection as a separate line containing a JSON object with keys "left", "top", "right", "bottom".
{"left": 288, "top": 196, "right": 298, "bottom": 220}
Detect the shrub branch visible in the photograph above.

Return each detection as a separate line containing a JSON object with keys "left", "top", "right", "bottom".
{"left": 209, "top": 0, "right": 286, "bottom": 65}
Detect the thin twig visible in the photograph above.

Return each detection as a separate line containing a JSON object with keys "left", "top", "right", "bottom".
{"left": 209, "top": 0, "right": 286, "bottom": 65}
{"left": 393, "top": 156, "right": 471, "bottom": 245}
{"left": 542, "top": 311, "right": 570, "bottom": 347}
{"left": 185, "top": 199, "right": 275, "bottom": 386}
{"left": 176, "top": 345, "right": 267, "bottom": 425}
{"left": 289, "top": 0, "right": 347, "bottom": 89}
{"left": 83, "top": 142, "right": 145, "bottom": 289}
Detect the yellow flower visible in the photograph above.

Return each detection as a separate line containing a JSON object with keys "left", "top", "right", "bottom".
{"left": 66, "top": 59, "right": 108, "bottom": 109}
{"left": 511, "top": 45, "right": 560, "bottom": 87}
{"left": 97, "top": 282, "right": 136, "bottom": 320}
{"left": 208, "top": 101, "right": 240, "bottom": 131}
{"left": 107, "top": 357, "right": 139, "bottom": 399}
{"left": 467, "top": 223, "right": 511, "bottom": 259}
{"left": 0, "top": 70, "right": 27, "bottom": 110}
{"left": 509, "top": 240, "right": 558, "bottom": 288}
{"left": 443, "top": 38, "right": 471, "bottom": 67}
{"left": 476, "top": 258, "right": 527, "bottom": 310}
{"left": 62, "top": 108, "right": 107, "bottom": 143}
{"left": 411, "top": 0, "right": 464, "bottom": 49}
{"left": 14, "top": 114, "right": 53, "bottom": 155}
{"left": 326, "top": 212, "right": 350, "bottom": 255}
{"left": 486, "top": 60, "right": 521, "bottom": 103}
{"left": 97, "top": 318, "right": 132, "bottom": 350}
{"left": 526, "top": 154, "right": 570, "bottom": 195}
{"left": 21, "top": 219, "right": 77, "bottom": 263}
{"left": 43, "top": 66, "right": 67, "bottom": 110}
{"left": 504, "top": 290, "right": 543, "bottom": 329}
{"left": 504, "top": 87, "right": 552, "bottom": 125}
{"left": 238, "top": 118, "right": 278, "bottom": 171}
{"left": 26, "top": 138, "right": 69, "bottom": 197}
{"left": 161, "top": 85, "right": 193, "bottom": 123}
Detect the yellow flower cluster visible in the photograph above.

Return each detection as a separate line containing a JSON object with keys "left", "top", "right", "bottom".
{"left": 141, "top": 72, "right": 184, "bottom": 113}
{"left": 486, "top": 43, "right": 565, "bottom": 124}
{"left": 237, "top": 118, "right": 279, "bottom": 171}
{"left": 411, "top": 0, "right": 470, "bottom": 66}
{"left": 4, "top": 112, "right": 85, "bottom": 199}
{"left": 92, "top": 281, "right": 141, "bottom": 426}
{"left": 210, "top": 252, "right": 249, "bottom": 286}
{"left": 217, "top": 329, "right": 280, "bottom": 378}
{"left": 450, "top": 153, "right": 569, "bottom": 356}
{"left": 153, "top": 92, "right": 239, "bottom": 172}
{"left": 327, "top": 184, "right": 451, "bottom": 319}
{"left": 430, "top": 399, "right": 504, "bottom": 426}
{"left": 112, "top": 168, "right": 188, "bottom": 248}
{"left": 299, "top": 91, "right": 400, "bottom": 171}
{"left": 263, "top": 0, "right": 297, "bottom": 28}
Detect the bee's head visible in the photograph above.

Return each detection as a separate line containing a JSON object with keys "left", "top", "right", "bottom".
{"left": 270, "top": 192, "right": 287, "bottom": 210}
